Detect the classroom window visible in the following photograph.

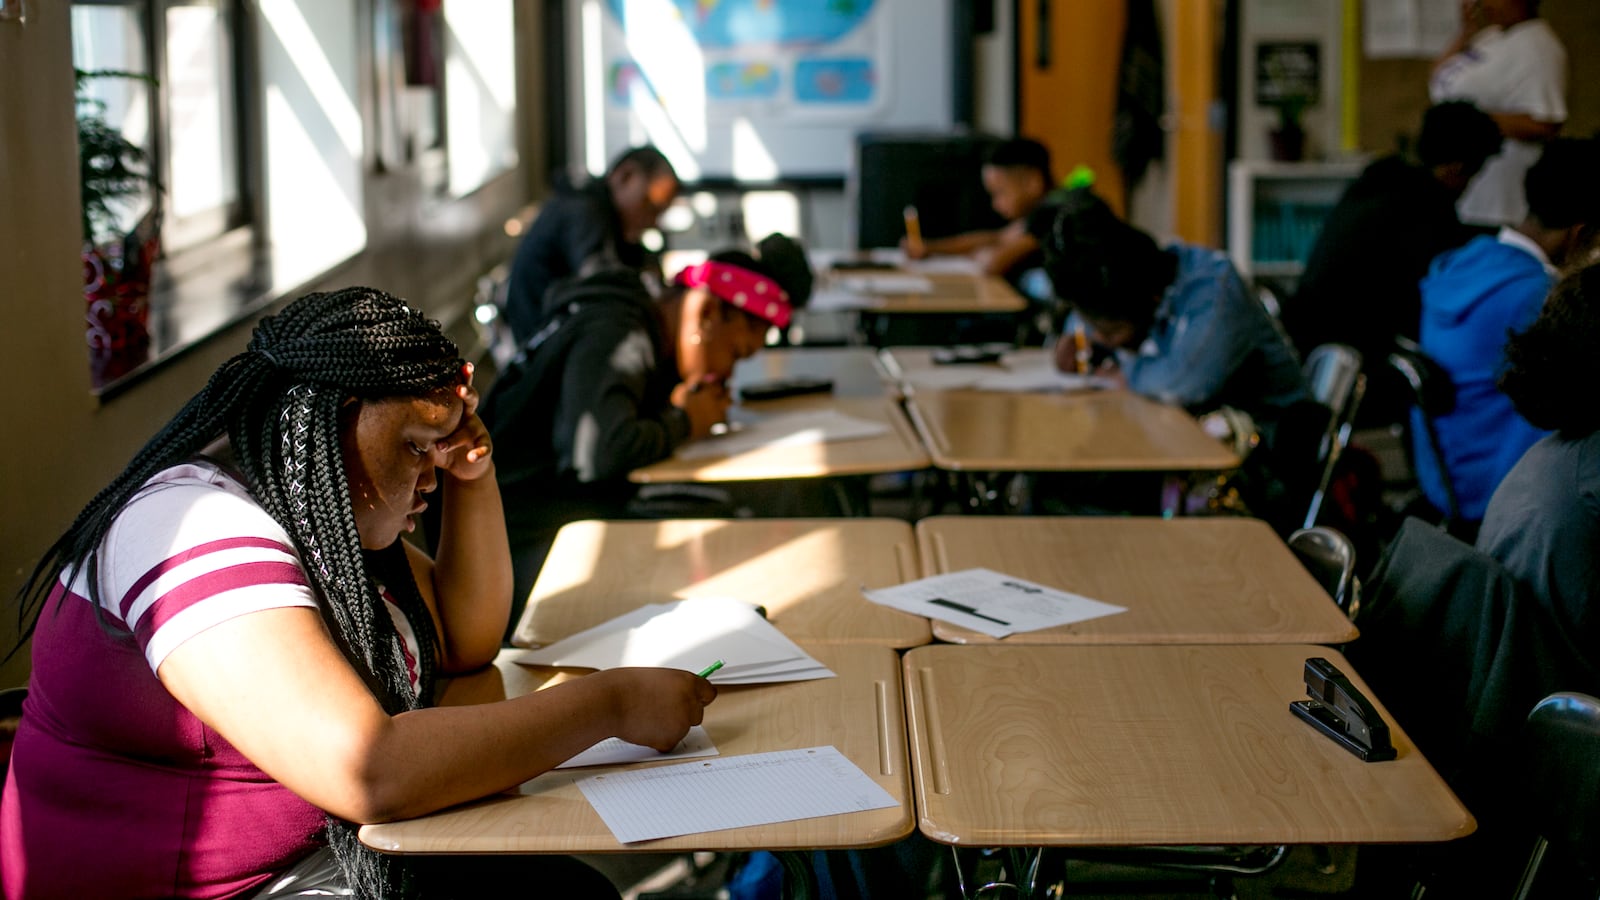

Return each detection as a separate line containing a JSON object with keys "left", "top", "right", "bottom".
{"left": 72, "top": 0, "right": 250, "bottom": 254}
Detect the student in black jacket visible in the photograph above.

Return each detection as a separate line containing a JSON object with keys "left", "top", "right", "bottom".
{"left": 1280, "top": 101, "right": 1501, "bottom": 423}
{"left": 482, "top": 234, "right": 813, "bottom": 611}
{"left": 504, "top": 146, "right": 681, "bottom": 344}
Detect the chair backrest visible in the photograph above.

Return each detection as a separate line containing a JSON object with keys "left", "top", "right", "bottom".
{"left": 1300, "top": 344, "right": 1366, "bottom": 529}
{"left": 1387, "top": 336, "right": 1455, "bottom": 416}
{"left": 1514, "top": 692, "right": 1600, "bottom": 899}
{"left": 1387, "top": 336, "right": 1460, "bottom": 522}
{"left": 1255, "top": 281, "right": 1284, "bottom": 319}
{"left": 1287, "top": 526, "right": 1358, "bottom": 618}
{"left": 1302, "top": 343, "right": 1364, "bottom": 420}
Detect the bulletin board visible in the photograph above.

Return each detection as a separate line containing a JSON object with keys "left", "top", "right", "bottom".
{"left": 569, "top": 0, "right": 955, "bottom": 182}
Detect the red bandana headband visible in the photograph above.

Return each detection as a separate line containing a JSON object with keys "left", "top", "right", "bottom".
{"left": 674, "top": 261, "right": 792, "bottom": 329}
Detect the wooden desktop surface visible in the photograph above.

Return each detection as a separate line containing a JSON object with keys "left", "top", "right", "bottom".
{"left": 902, "top": 643, "right": 1475, "bottom": 847}
{"left": 916, "top": 517, "right": 1358, "bottom": 645}
{"left": 854, "top": 273, "right": 1027, "bottom": 315}
{"left": 629, "top": 395, "right": 929, "bottom": 483}
{"left": 362, "top": 643, "right": 913, "bottom": 854}
{"left": 511, "top": 518, "right": 932, "bottom": 649}
{"left": 879, "top": 347, "right": 1048, "bottom": 382}
{"left": 732, "top": 347, "right": 892, "bottom": 399}
{"left": 904, "top": 388, "right": 1241, "bottom": 472}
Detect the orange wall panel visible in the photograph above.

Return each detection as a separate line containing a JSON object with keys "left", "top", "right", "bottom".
{"left": 1018, "top": 0, "right": 1127, "bottom": 215}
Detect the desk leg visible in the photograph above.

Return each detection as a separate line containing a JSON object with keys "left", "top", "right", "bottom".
{"left": 949, "top": 845, "right": 1046, "bottom": 898}
{"left": 829, "top": 475, "right": 872, "bottom": 517}
{"left": 775, "top": 851, "right": 818, "bottom": 900}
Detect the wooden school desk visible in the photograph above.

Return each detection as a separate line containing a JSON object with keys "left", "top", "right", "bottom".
{"left": 901, "top": 385, "right": 1240, "bottom": 474}
{"left": 510, "top": 518, "right": 931, "bottom": 650}
{"left": 360, "top": 643, "right": 914, "bottom": 855}
{"left": 628, "top": 394, "right": 928, "bottom": 484}
{"left": 915, "top": 516, "right": 1358, "bottom": 645}
{"left": 902, "top": 643, "right": 1475, "bottom": 848}
{"left": 732, "top": 347, "right": 893, "bottom": 399}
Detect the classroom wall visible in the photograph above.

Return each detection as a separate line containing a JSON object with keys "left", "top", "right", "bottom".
{"left": 0, "top": 2, "right": 546, "bottom": 688}
{"left": 1357, "top": 0, "right": 1600, "bottom": 156}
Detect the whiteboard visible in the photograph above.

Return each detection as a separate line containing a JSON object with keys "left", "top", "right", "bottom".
{"left": 568, "top": 0, "right": 955, "bottom": 182}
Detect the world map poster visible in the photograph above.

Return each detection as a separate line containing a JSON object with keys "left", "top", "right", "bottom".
{"left": 581, "top": 0, "right": 950, "bottom": 179}
{"left": 602, "top": 0, "right": 888, "bottom": 119}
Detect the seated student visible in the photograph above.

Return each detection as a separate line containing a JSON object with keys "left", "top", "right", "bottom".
{"left": 504, "top": 145, "right": 680, "bottom": 345}
{"left": 1414, "top": 136, "right": 1600, "bottom": 524}
{"left": 0, "top": 288, "right": 715, "bottom": 898}
{"left": 1282, "top": 101, "right": 1501, "bottom": 423}
{"left": 1477, "top": 261, "right": 1600, "bottom": 651}
{"left": 1454, "top": 262, "right": 1600, "bottom": 894}
{"left": 481, "top": 234, "right": 814, "bottom": 607}
{"left": 900, "top": 137, "right": 1054, "bottom": 287}
{"left": 1039, "top": 187, "right": 1308, "bottom": 428}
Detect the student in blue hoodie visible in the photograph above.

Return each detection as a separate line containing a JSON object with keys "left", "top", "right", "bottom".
{"left": 1415, "top": 136, "right": 1600, "bottom": 524}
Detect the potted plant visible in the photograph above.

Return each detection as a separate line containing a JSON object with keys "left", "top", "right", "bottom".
{"left": 77, "top": 68, "right": 162, "bottom": 387}
{"left": 1269, "top": 95, "right": 1308, "bottom": 162}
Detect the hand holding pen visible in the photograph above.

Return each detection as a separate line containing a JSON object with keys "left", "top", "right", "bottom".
{"left": 672, "top": 374, "right": 732, "bottom": 439}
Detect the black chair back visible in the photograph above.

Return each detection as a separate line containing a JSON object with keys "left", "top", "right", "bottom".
{"left": 1300, "top": 344, "right": 1366, "bottom": 529}
{"left": 1514, "top": 692, "right": 1600, "bottom": 899}
{"left": 1388, "top": 336, "right": 1461, "bottom": 523}
{"left": 1287, "top": 526, "right": 1358, "bottom": 618}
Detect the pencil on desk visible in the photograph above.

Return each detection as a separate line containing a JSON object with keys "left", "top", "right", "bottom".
{"left": 1073, "top": 321, "right": 1090, "bottom": 375}
{"left": 903, "top": 205, "right": 923, "bottom": 256}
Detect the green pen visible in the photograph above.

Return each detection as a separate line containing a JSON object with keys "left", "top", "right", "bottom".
{"left": 696, "top": 659, "right": 725, "bottom": 678}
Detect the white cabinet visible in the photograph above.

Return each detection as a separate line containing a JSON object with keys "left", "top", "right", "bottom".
{"left": 1227, "top": 159, "right": 1365, "bottom": 285}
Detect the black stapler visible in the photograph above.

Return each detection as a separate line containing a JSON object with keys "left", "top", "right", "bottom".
{"left": 1289, "top": 657, "right": 1397, "bottom": 762}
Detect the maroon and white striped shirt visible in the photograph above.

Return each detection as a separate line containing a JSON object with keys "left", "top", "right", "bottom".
{"left": 2, "top": 462, "right": 421, "bottom": 899}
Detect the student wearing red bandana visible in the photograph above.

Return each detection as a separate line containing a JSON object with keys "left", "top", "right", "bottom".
{"left": 481, "top": 234, "right": 813, "bottom": 614}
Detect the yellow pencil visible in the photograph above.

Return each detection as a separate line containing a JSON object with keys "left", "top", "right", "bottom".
{"left": 903, "top": 205, "right": 923, "bottom": 255}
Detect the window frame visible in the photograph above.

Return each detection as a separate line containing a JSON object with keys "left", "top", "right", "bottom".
{"left": 73, "top": 0, "right": 257, "bottom": 253}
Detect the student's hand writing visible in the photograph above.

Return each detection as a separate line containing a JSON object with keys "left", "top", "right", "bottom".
{"left": 603, "top": 668, "right": 718, "bottom": 752}
{"left": 438, "top": 362, "right": 494, "bottom": 482}
{"left": 672, "top": 379, "right": 732, "bottom": 440}
{"left": 1051, "top": 334, "right": 1079, "bottom": 374}
{"left": 899, "top": 235, "right": 929, "bottom": 260}
{"left": 1095, "top": 356, "right": 1127, "bottom": 389}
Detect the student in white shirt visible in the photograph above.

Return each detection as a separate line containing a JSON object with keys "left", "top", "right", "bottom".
{"left": 1430, "top": 0, "right": 1567, "bottom": 227}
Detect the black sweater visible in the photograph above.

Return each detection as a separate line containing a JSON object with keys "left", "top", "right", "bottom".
{"left": 481, "top": 269, "right": 690, "bottom": 539}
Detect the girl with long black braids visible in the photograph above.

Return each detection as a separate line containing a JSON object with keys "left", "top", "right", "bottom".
{"left": 1, "top": 288, "right": 715, "bottom": 899}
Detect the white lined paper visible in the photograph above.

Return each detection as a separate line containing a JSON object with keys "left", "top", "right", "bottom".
{"left": 577, "top": 746, "right": 897, "bottom": 843}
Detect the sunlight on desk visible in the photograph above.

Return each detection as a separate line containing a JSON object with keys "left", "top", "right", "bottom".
{"left": 514, "top": 519, "right": 929, "bottom": 649}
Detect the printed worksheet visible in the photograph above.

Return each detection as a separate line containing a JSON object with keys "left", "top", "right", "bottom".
{"left": 577, "top": 746, "right": 897, "bottom": 843}
{"left": 862, "top": 568, "right": 1126, "bottom": 638}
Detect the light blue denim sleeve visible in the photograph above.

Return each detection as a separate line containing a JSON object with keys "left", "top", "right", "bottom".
{"left": 1123, "top": 267, "right": 1260, "bottom": 410}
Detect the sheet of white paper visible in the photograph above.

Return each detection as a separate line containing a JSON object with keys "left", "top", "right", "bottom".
{"left": 1363, "top": 0, "right": 1421, "bottom": 58}
{"left": 903, "top": 255, "right": 983, "bottom": 276}
{"left": 577, "top": 746, "right": 898, "bottom": 844}
{"left": 971, "top": 356, "right": 1116, "bottom": 393}
{"left": 807, "top": 286, "right": 882, "bottom": 311}
{"left": 898, "top": 366, "right": 991, "bottom": 391}
{"left": 674, "top": 410, "right": 890, "bottom": 461}
{"left": 838, "top": 274, "right": 934, "bottom": 295}
{"left": 505, "top": 597, "right": 835, "bottom": 684}
{"left": 557, "top": 726, "right": 718, "bottom": 769}
{"left": 863, "top": 568, "right": 1126, "bottom": 638}
{"left": 898, "top": 354, "right": 1113, "bottom": 393}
